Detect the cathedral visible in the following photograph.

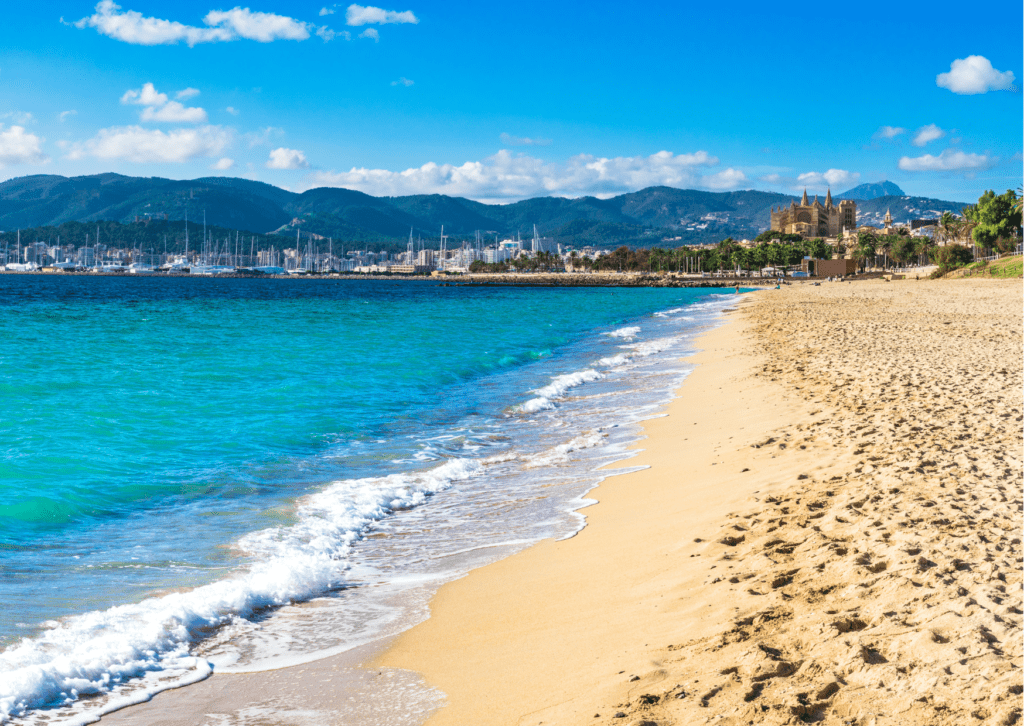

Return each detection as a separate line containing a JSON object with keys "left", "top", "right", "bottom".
{"left": 769, "top": 189, "right": 857, "bottom": 238}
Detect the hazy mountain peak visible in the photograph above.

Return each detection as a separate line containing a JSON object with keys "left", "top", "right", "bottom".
{"left": 836, "top": 181, "right": 905, "bottom": 200}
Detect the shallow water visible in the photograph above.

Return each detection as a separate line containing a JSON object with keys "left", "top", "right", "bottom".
{"left": 0, "top": 275, "right": 740, "bottom": 723}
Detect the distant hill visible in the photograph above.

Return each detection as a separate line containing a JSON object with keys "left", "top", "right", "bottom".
{"left": 0, "top": 174, "right": 970, "bottom": 247}
{"left": 837, "top": 181, "right": 905, "bottom": 200}
{"left": 0, "top": 173, "right": 291, "bottom": 234}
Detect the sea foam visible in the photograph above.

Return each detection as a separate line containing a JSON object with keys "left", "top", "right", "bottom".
{"left": 517, "top": 369, "right": 604, "bottom": 414}
{"left": 523, "top": 431, "right": 607, "bottom": 468}
{"left": 0, "top": 457, "right": 483, "bottom": 723}
{"left": 603, "top": 326, "right": 641, "bottom": 339}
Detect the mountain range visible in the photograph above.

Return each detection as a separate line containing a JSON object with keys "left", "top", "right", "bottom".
{"left": 0, "top": 174, "right": 969, "bottom": 247}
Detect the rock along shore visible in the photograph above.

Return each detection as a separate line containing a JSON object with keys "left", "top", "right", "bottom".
{"left": 0, "top": 269, "right": 770, "bottom": 288}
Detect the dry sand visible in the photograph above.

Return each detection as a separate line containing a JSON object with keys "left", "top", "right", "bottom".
{"left": 378, "top": 278, "right": 1023, "bottom": 726}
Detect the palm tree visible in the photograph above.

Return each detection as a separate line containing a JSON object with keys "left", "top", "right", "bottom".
{"left": 936, "top": 211, "right": 957, "bottom": 246}
{"left": 915, "top": 235, "right": 936, "bottom": 267}
{"left": 854, "top": 230, "right": 877, "bottom": 271}
{"left": 891, "top": 235, "right": 916, "bottom": 269}
{"left": 954, "top": 206, "right": 980, "bottom": 259}
{"left": 877, "top": 236, "right": 894, "bottom": 270}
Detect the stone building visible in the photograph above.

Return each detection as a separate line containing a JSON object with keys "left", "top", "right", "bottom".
{"left": 769, "top": 189, "right": 856, "bottom": 237}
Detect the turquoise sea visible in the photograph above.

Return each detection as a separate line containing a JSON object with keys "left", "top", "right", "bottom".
{"left": 0, "top": 275, "right": 739, "bottom": 723}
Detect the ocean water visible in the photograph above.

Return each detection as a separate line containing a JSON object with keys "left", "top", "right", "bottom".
{"left": 0, "top": 275, "right": 739, "bottom": 724}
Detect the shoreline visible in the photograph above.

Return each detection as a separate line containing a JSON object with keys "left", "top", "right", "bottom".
{"left": 373, "top": 292, "right": 797, "bottom": 724}
{"left": 70, "top": 278, "right": 1024, "bottom": 725}
{"left": 376, "top": 278, "right": 1023, "bottom": 725}
{"left": 88, "top": 288, "right": 734, "bottom": 726}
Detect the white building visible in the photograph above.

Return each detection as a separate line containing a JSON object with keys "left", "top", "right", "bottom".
{"left": 483, "top": 247, "right": 510, "bottom": 264}
{"left": 76, "top": 247, "right": 96, "bottom": 266}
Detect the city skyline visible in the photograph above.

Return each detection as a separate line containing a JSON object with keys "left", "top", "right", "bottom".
{"left": 0, "top": 1, "right": 1020, "bottom": 203}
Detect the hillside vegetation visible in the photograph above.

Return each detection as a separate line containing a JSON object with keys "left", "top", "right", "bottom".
{"left": 0, "top": 174, "right": 968, "bottom": 247}
{"left": 944, "top": 255, "right": 1023, "bottom": 279}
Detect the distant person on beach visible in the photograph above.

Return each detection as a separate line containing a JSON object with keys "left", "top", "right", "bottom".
{"left": 735, "top": 285, "right": 739, "bottom": 293}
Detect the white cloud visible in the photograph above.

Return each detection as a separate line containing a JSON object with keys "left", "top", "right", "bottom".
{"left": 226, "top": 106, "right": 240, "bottom": 116}
{"left": 59, "top": 110, "right": 78, "bottom": 122}
{"left": 121, "top": 82, "right": 168, "bottom": 106}
{"left": 245, "top": 126, "right": 284, "bottom": 147}
{"left": 74, "top": 1, "right": 310, "bottom": 46}
{"left": 763, "top": 169, "right": 860, "bottom": 191}
{"left": 796, "top": 169, "right": 860, "bottom": 189}
{"left": 346, "top": 4, "right": 418, "bottom": 25}
{"left": 319, "top": 6, "right": 336, "bottom": 16}
{"left": 500, "top": 132, "right": 551, "bottom": 146}
{"left": 67, "top": 125, "right": 232, "bottom": 163}
{"left": 76, "top": 1, "right": 231, "bottom": 45}
{"left": 1, "top": 111, "right": 34, "bottom": 125}
{"left": 911, "top": 123, "right": 945, "bottom": 147}
{"left": 267, "top": 147, "right": 309, "bottom": 169}
{"left": 140, "top": 101, "right": 208, "bottom": 123}
{"left": 898, "top": 149, "right": 994, "bottom": 172}
{"left": 210, "top": 157, "right": 235, "bottom": 170}
{"left": 176, "top": 87, "right": 200, "bottom": 100}
{"left": 359, "top": 28, "right": 379, "bottom": 41}
{"left": 704, "top": 168, "right": 747, "bottom": 190}
{"left": 0, "top": 125, "right": 48, "bottom": 167}
{"left": 302, "top": 149, "right": 732, "bottom": 202}
{"left": 391, "top": 77, "right": 414, "bottom": 87}
{"left": 875, "top": 125, "right": 905, "bottom": 139}
{"left": 316, "top": 26, "right": 338, "bottom": 41}
{"left": 204, "top": 8, "right": 309, "bottom": 42}
{"left": 937, "top": 55, "right": 1015, "bottom": 95}
{"left": 121, "top": 83, "right": 206, "bottom": 123}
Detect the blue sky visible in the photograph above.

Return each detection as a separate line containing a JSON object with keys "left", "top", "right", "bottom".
{"left": 0, "top": 1, "right": 1020, "bottom": 203}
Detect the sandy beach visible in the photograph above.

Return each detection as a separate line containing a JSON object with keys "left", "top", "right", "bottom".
{"left": 98, "top": 277, "right": 1022, "bottom": 726}
{"left": 379, "top": 278, "right": 1023, "bottom": 726}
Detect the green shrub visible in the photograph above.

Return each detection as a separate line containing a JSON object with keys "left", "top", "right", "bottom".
{"left": 930, "top": 244, "right": 973, "bottom": 269}
{"left": 995, "top": 237, "right": 1020, "bottom": 255}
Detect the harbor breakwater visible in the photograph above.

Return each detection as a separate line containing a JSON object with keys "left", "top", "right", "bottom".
{"left": 0, "top": 269, "right": 759, "bottom": 287}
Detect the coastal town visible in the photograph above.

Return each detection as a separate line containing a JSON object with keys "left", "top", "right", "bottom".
{"left": 1, "top": 186, "right": 1017, "bottom": 280}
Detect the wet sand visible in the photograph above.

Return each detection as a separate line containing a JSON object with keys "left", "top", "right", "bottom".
{"left": 378, "top": 278, "right": 1023, "bottom": 726}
